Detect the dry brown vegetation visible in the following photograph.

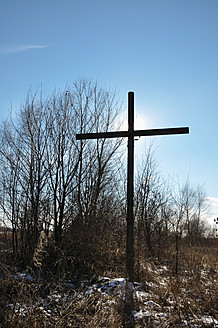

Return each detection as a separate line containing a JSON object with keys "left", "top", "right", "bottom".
{"left": 0, "top": 228, "right": 217, "bottom": 328}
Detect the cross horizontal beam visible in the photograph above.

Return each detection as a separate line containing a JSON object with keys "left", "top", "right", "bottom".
{"left": 76, "top": 126, "right": 189, "bottom": 140}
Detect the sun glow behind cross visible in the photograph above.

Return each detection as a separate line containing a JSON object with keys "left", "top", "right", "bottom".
{"left": 118, "top": 113, "right": 152, "bottom": 154}
{"left": 119, "top": 113, "right": 149, "bottom": 132}
{"left": 135, "top": 115, "right": 147, "bottom": 131}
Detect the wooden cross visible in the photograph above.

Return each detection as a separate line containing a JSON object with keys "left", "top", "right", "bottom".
{"left": 76, "top": 91, "right": 189, "bottom": 282}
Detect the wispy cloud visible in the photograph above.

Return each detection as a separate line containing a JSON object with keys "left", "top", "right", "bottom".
{"left": 0, "top": 44, "right": 50, "bottom": 54}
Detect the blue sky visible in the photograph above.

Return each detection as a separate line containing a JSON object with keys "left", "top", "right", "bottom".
{"left": 0, "top": 0, "right": 218, "bottom": 225}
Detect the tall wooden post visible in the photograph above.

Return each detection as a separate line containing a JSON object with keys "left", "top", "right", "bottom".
{"left": 126, "top": 92, "right": 134, "bottom": 282}
{"left": 125, "top": 91, "right": 135, "bottom": 327}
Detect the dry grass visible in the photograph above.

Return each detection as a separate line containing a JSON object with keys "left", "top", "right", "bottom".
{"left": 133, "top": 242, "right": 218, "bottom": 327}
{"left": 0, "top": 237, "right": 217, "bottom": 327}
{"left": 0, "top": 272, "right": 123, "bottom": 328}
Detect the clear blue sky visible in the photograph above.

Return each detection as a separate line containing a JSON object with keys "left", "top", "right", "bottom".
{"left": 0, "top": 0, "right": 218, "bottom": 225}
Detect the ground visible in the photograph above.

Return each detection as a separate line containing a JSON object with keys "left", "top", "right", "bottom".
{"left": 1, "top": 256, "right": 217, "bottom": 328}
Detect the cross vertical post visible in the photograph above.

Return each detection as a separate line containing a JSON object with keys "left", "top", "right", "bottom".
{"left": 126, "top": 92, "right": 134, "bottom": 282}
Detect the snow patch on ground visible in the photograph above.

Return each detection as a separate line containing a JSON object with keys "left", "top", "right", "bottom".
{"left": 5, "top": 266, "right": 218, "bottom": 327}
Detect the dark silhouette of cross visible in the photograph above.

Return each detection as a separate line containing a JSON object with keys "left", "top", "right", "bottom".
{"left": 76, "top": 91, "right": 189, "bottom": 282}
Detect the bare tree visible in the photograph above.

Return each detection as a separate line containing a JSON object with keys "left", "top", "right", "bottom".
{"left": 168, "top": 179, "right": 209, "bottom": 274}
{"left": 0, "top": 91, "right": 49, "bottom": 262}
{"left": 43, "top": 79, "right": 124, "bottom": 244}
{"left": 73, "top": 80, "right": 124, "bottom": 225}
{"left": 184, "top": 183, "right": 209, "bottom": 244}
{"left": 135, "top": 143, "right": 168, "bottom": 258}
{"left": 0, "top": 130, "right": 21, "bottom": 257}
{"left": 44, "top": 90, "right": 80, "bottom": 243}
